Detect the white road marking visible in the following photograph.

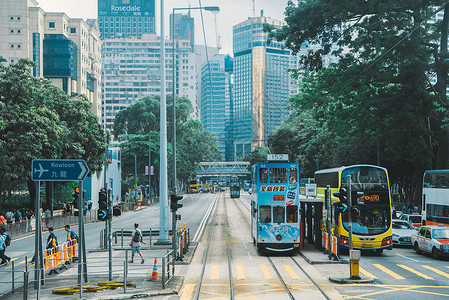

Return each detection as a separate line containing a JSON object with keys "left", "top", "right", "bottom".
{"left": 395, "top": 253, "right": 422, "bottom": 262}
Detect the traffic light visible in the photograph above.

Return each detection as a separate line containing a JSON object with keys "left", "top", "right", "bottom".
{"left": 98, "top": 189, "right": 109, "bottom": 221}
{"left": 334, "top": 202, "right": 348, "bottom": 214}
{"left": 73, "top": 187, "right": 79, "bottom": 209}
{"left": 351, "top": 190, "right": 364, "bottom": 206}
{"left": 170, "top": 194, "right": 183, "bottom": 212}
{"left": 333, "top": 187, "right": 348, "bottom": 204}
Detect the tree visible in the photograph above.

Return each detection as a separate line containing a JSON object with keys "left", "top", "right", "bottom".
{"left": 113, "top": 95, "right": 221, "bottom": 195}
{"left": 265, "top": 1, "right": 447, "bottom": 202}
{"left": 244, "top": 147, "right": 271, "bottom": 167}
{"left": 0, "top": 58, "right": 108, "bottom": 210}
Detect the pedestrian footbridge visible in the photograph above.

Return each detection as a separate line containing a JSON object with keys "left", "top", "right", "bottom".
{"left": 196, "top": 162, "right": 250, "bottom": 179}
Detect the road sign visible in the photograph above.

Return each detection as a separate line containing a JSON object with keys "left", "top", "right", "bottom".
{"left": 31, "top": 159, "right": 89, "bottom": 181}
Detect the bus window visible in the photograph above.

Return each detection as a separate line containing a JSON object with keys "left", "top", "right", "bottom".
{"left": 286, "top": 206, "right": 298, "bottom": 223}
{"left": 273, "top": 206, "right": 285, "bottom": 223}
{"left": 270, "top": 168, "right": 288, "bottom": 183}
{"left": 289, "top": 168, "right": 297, "bottom": 183}
{"left": 260, "top": 206, "right": 271, "bottom": 223}
{"left": 259, "top": 168, "right": 268, "bottom": 183}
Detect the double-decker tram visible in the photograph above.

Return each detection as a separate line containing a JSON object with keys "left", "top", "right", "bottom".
{"left": 230, "top": 176, "right": 240, "bottom": 198}
{"left": 422, "top": 170, "right": 449, "bottom": 226}
{"left": 315, "top": 165, "right": 393, "bottom": 253}
{"left": 251, "top": 161, "right": 300, "bottom": 253}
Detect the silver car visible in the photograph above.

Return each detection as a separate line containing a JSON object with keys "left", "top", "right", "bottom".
{"left": 392, "top": 220, "right": 417, "bottom": 246}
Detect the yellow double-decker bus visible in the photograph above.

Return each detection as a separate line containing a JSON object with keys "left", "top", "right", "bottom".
{"left": 315, "top": 165, "right": 393, "bottom": 253}
{"left": 189, "top": 179, "right": 199, "bottom": 193}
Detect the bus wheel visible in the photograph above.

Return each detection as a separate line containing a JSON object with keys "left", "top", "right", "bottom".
{"left": 414, "top": 242, "right": 421, "bottom": 254}
{"left": 432, "top": 247, "right": 440, "bottom": 260}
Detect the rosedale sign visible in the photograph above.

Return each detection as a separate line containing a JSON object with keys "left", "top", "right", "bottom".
{"left": 111, "top": 5, "right": 141, "bottom": 12}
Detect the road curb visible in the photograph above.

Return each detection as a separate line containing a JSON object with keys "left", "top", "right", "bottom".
{"left": 329, "top": 276, "right": 374, "bottom": 284}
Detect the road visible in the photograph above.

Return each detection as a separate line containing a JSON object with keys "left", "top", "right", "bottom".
{"left": 2, "top": 191, "right": 449, "bottom": 299}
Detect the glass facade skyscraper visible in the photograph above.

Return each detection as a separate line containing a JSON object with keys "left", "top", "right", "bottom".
{"left": 231, "top": 14, "right": 298, "bottom": 160}
{"left": 98, "top": 0, "right": 155, "bottom": 39}
{"left": 200, "top": 54, "right": 232, "bottom": 159}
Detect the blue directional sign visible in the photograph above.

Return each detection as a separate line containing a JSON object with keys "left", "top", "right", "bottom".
{"left": 31, "top": 159, "right": 89, "bottom": 181}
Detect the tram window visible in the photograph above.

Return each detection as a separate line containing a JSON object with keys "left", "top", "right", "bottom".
{"left": 273, "top": 206, "right": 285, "bottom": 223}
{"left": 287, "top": 206, "right": 298, "bottom": 223}
{"left": 259, "top": 168, "right": 268, "bottom": 183}
{"left": 270, "top": 168, "right": 288, "bottom": 183}
{"left": 260, "top": 205, "right": 271, "bottom": 223}
{"left": 289, "top": 168, "right": 297, "bottom": 183}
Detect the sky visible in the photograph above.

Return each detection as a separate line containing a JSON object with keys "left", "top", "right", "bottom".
{"left": 36, "top": 0, "right": 291, "bottom": 55}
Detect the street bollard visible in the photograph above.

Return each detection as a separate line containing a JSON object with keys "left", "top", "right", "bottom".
{"left": 121, "top": 229, "right": 124, "bottom": 248}
{"left": 11, "top": 261, "right": 15, "bottom": 292}
{"left": 23, "top": 271, "right": 28, "bottom": 300}
{"left": 349, "top": 250, "right": 361, "bottom": 280}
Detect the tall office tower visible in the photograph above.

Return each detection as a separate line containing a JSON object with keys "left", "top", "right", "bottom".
{"left": 170, "top": 12, "right": 194, "bottom": 51}
{"left": 102, "top": 35, "right": 194, "bottom": 145}
{"left": 224, "top": 55, "right": 234, "bottom": 161}
{"left": 98, "top": 0, "right": 155, "bottom": 39}
{"left": 200, "top": 54, "right": 232, "bottom": 160}
{"left": 231, "top": 12, "right": 299, "bottom": 160}
{"left": 0, "top": 0, "right": 102, "bottom": 117}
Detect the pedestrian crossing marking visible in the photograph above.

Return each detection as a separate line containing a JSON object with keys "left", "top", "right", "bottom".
{"left": 283, "top": 265, "right": 300, "bottom": 280}
{"left": 373, "top": 264, "right": 405, "bottom": 279}
{"left": 397, "top": 264, "right": 433, "bottom": 280}
{"left": 259, "top": 264, "right": 272, "bottom": 279}
{"left": 210, "top": 265, "right": 219, "bottom": 280}
{"left": 359, "top": 267, "right": 378, "bottom": 279}
{"left": 236, "top": 265, "right": 246, "bottom": 280}
{"left": 421, "top": 265, "right": 449, "bottom": 278}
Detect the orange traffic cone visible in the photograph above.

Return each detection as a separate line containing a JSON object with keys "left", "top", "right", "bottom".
{"left": 149, "top": 258, "right": 159, "bottom": 281}
{"left": 42, "top": 219, "right": 46, "bottom": 230}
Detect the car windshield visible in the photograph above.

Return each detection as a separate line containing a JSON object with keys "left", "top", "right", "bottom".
{"left": 409, "top": 215, "right": 422, "bottom": 223}
{"left": 432, "top": 228, "right": 449, "bottom": 239}
{"left": 393, "top": 222, "right": 413, "bottom": 229}
{"left": 342, "top": 205, "right": 391, "bottom": 235}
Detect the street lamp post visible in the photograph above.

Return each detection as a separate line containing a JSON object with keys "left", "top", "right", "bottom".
{"left": 171, "top": 6, "right": 220, "bottom": 194}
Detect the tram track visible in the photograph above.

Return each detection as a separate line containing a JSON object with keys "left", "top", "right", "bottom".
{"left": 193, "top": 192, "right": 235, "bottom": 300}
{"left": 235, "top": 194, "right": 333, "bottom": 300}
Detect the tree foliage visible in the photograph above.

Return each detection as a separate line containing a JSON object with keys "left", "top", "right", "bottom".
{"left": 266, "top": 1, "right": 449, "bottom": 202}
{"left": 0, "top": 59, "right": 108, "bottom": 209}
{"left": 113, "top": 95, "right": 221, "bottom": 194}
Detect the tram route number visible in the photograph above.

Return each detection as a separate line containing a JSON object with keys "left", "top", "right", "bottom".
{"left": 269, "top": 226, "right": 289, "bottom": 233}
{"left": 362, "top": 194, "right": 380, "bottom": 202}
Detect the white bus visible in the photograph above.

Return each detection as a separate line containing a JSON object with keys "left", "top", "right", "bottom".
{"left": 422, "top": 170, "right": 449, "bottom": 226}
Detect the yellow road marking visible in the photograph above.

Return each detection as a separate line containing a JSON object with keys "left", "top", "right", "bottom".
{"left": 179, "top": 283, "right": 195, "bottom": 300}
{"left": 397, "top": 264, "right": 433, "bottom": 280}
{"left": 359, "top": 267, "right": 378, "bottom": 279}
{"left": 373, "top": 264, "right": 405, "bottom": 279}
{"left": 16, "top": 257, "right": 33, "bottom": 265}
{"left": 283, "top": 265, "right": 300, "bottom": 280}
{"left": 210, "top": 265, "right": 219, "bottom": 280}
{"left": 236, "top": 265, "right": 246, "bottom": 280}
{"left": 421, "top": 265, "right": 449, "bottom": 278}
{"left": 259, "top": 264, "right": 272, "bottom": 279}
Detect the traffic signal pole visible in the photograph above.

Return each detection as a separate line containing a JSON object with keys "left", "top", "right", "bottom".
{"left": 347, "top": 175, "right": 353, "bottom": 251}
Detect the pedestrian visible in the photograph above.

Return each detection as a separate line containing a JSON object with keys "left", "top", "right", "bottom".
{"left": 64, "top": 225, "right": 78, "bottom": 242}
{"left": 0, "top": 227, "right": 11, "bottom": 265}
{"left": 44, "top": 208, "right": 51, "bottom": 229}
{"left": 46, "top": 227, "right": 58, "bottom": 249}
{"left": 129, "top": 223, "right": 144, "bottom": 264}
{"left": 5, "top": 211, "right": 13, "bottom": 224}
{"left": 14, "top": 210, "right": 21, "bottom": 223}
{"left": 0, "top": 214, "right": 5, "bottom": 228}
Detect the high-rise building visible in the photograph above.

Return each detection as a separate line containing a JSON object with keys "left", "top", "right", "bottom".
{"left": 101, "top": 35, "right": 194, "bottom": 145}
{"left": 97, "top": 0, "right": 155, "bottom": 39}
{"left": 170, "top": 12, "right": 194, "bottom": 51}
{"left": 231, "top": 13, "right": 299, "bottom": 160}
{"left": 0, "top": 0, "right": 102, "bottom": 117}
{"left": 200, "top": 54, "right": 232, "bottom": 159}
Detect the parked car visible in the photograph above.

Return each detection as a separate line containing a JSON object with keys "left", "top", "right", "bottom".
{"left": 400, "top": 214, "right": 422, "bottom": 227}
{"left": 411, "top": 225, "right": 449, "bottom": 259}
{"left": 392, "top": 220, "right": 416, "bottom": 246}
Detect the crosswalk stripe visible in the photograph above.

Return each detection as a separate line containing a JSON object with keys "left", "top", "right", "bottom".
{"left": 283, "top": 265, "right": 300, "bottom": 280}
{"left": 397, "top": 264, "right": 433, "bottom": 280}
{"left": 259, "top": 264, "right": 272, "bottom": 279}
{"left": 236, "top": 265, "right": 246, "bottom": 280}
{"left": 359, "top": 267, "right": 378, "bottom": 279}
{"left": 210, "top": 265, "right": 219, "bottom": 280}
{"left": 180, "top": 283, "right": 195, "bottom": 300}
{"left": 422, "top": 265, "right": 449, "bottom": 278}
{"left": 373, "top": 264, "right": 405, "bottom": 279}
